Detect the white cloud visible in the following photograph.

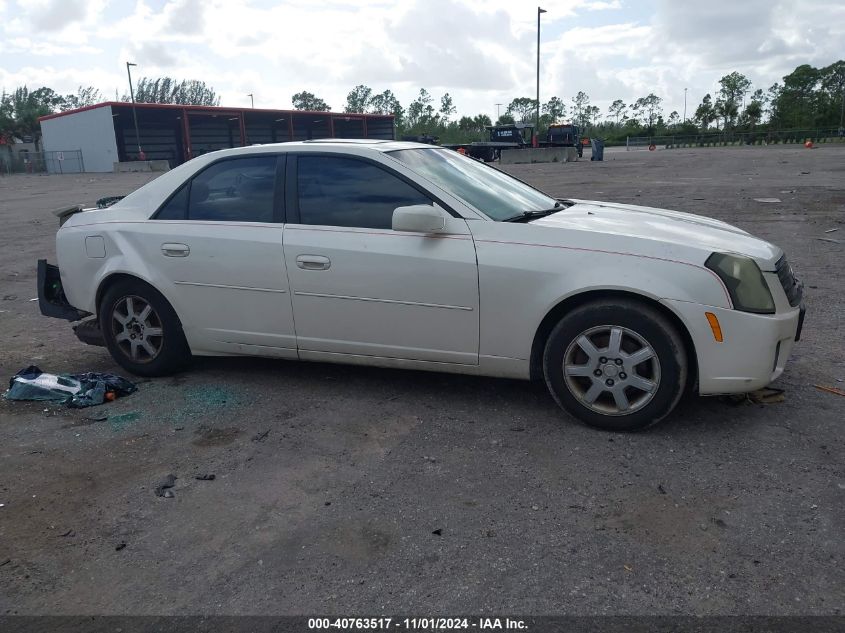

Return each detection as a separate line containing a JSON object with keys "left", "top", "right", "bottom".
{"left": 0, "top": 0, "right": 842, "bottom": 123}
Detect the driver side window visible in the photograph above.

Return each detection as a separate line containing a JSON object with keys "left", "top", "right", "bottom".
{"left": 297, "top": 155, "right": 432, "bottom": 229}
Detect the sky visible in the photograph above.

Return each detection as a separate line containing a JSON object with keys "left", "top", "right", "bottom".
{"left": 1, "top": 0, "right": 843, "bottom": 122}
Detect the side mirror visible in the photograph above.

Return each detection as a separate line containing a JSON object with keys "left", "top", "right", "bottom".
{"left": 392, "top": 204, "right": 446, "bottom": 233}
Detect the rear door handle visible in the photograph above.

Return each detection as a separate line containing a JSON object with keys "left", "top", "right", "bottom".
{"left": 161, "top": 243, "right": 190, "bottom": 257}
{"left": 296, "top": 254, "right": 331, "bottom": 270}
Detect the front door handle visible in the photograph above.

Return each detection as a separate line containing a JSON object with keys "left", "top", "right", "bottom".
{"left": 161, "top": 243, "right": 190, "bottom": 257}
{"left": 296, "top": 254, "right": 331, "bottom": 271}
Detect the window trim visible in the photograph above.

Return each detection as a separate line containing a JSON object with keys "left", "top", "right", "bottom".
{"left": 151, "top": 154, "right": 286, "bottom": 223}
{"left": 288, "top": 152, "right": 461, "bottom": 226}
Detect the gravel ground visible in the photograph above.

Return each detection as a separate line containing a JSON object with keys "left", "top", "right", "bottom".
{"left": 0, "top": 145, "right": 843, "bottom": 616}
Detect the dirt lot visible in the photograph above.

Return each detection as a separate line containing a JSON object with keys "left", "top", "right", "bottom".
{"left": 0, "top": 146, "right": 843, "bottom": 616}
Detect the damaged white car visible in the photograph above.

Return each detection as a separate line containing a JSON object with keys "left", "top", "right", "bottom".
{"left": 38, "top": 141, "right": 804, "bottom": 431}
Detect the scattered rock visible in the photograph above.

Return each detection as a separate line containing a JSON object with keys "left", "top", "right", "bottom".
{"left": 657, "top": 484, "right": 667, "bottom": 495}
{"left": 2, "top": 295, "right": 17, "bottom": 301}
{"left": 154, "top": 474, "right": 177, "bottom": 497}
{"left": 485, "top": 529, "right": 496, "bottom": 538}
{"left": 531, "top": 505, "right": 540, "bottom": 511}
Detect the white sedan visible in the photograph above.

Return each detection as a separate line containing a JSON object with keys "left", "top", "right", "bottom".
{"left": 38, "top": 140, "right": 804, "bottom": 431}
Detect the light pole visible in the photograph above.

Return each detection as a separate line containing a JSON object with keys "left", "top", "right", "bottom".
{"left": 536, "top": 6, "right": 546, "bottom": 146}
{"left": 683, "top": 88, "right": 688, "bottom": 123}
{"left": 248, "top": 93, "right": 254, "bottom": 108}
{"left": 495, "top": 103, "right": 503, "bottom": 121}
{"left": 125, "top": 62, "right": 143, "bottom": 160}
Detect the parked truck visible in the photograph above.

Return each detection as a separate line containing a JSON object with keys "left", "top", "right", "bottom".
{"left": 545, "top": 123, "right": 584, "bottom": 157}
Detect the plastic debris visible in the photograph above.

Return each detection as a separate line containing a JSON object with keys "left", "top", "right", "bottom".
{"left": 195, "top": 473, "right": 216, "bottom": 481}
{"left": 816, "top": 237, "right": 842, "bottom": 244}
{"left": 753, "top": 198, "right": 781, "bottom": 203}
{"left": 824, "top": 228, "right": 839, "bottom": 233}
{"left": 4, "top": 366, "right": 136, "bottom": 408}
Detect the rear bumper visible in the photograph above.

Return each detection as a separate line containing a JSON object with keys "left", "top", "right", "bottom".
{"left": 662, "top": 299, "right": 804, "bottom": 394}
{"left": 37, "top": 259, "right": 90, "bottom": 322}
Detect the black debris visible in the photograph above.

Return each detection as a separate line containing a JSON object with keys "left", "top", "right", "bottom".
{"left": 154, "top": 474, "right": 177, "bottom": 497}
{"left": 0, "top": 558, "right": 10, "bottom": 567}
{"left": 115, "top": 542, "right": 127, "bottom": 551}
{"left": 658, "top": 484, "right": 667, "bottom": 495}
{"left": 252, "top": 429, "right": 271, "bottom": 442}
{"left": 194, "top": 474, "right": 216, "bottom": 481}
{"left": 432, "top": 528, "right": 443, "bottom": 536}
{"left": 5, "top": 365, "right": 137, "bottom": 408}
{"left": 59, "top": 529, "right": 75, "bottom": 537}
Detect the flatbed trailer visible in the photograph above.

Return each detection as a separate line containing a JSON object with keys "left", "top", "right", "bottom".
{"left": 444, "top": 123, "right": 534, "bottom": 162}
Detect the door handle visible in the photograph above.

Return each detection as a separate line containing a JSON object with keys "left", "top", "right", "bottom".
{"left": 296, "top": 254, "right": 331, "bottom": 270}
{"left": 161, "top": 243, "right": 190, "bottom": 257}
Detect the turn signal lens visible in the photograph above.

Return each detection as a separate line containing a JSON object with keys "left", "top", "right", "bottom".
{"left": 705, "top": 312, "right": 723, "bottom": 342}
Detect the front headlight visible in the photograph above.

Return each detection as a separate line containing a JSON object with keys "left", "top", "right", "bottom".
{"left": 705, "top": 253, "right": 775, "bottom": 314}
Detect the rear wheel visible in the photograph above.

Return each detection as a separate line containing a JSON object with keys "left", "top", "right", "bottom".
{"left": 99, "top": 279, "right": 191, "bottom": 376}
{"left": 543, "top": 299, "right": 687, "bottom": 431}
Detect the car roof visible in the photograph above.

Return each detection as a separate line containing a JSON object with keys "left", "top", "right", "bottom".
{"left": 225, "top": 139, "right": 435, "bottom": 155}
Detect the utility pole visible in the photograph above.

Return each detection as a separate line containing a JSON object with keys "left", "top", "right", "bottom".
{"left": 248, "top": 93, "right": 254, "bottom": 108}
{"left": 126, "top": 62, "right": 143, "bottom": 160}
{"left": 536, "top": 6, "right": 546, "bottom": 147}
{"left": 495, "top": 103, "right": 503, "bottom": 121}
{"left": 683, "top": 88, "right": 688, "bottom": 123}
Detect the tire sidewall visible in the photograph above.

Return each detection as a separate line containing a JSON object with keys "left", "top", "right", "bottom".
{"left": 544, "top": 302, "right": 686, "bottom": 431}
{"left": 99, "top": 279, "right": 190, "bottom": 377}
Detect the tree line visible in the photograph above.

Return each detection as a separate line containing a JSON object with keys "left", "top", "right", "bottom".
{"left": 290, "top": 60, "right": 842, "bottom": 143}
{"left": 2, "top": 60, "right": 841, "bottom": 147}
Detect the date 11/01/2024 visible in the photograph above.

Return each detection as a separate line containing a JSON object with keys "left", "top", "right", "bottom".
{"left": 308, "top": 618, "right": 528, "bottom": 630}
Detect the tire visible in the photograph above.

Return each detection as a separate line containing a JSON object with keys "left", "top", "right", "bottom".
{"left": 99, "top": 278, "right": 191, "bottom": 377}
{"left": 543, "top": 299, "right": 687, "bottom": 431}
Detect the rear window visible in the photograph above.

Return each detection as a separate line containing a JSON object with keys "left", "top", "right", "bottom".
{"left": 154, "top": 156, "right": 278, "bottom": 222}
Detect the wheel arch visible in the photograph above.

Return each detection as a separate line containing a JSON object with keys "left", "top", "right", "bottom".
{"left": 529, "top": 289, "right": 698, "bottom": 393}
{"left": 95, "top": 273, "right": 178, "bottom": 323}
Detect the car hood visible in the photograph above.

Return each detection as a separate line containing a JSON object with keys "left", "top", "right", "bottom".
{"left": 531, "top": 199, "right": 782, "bottom": 270}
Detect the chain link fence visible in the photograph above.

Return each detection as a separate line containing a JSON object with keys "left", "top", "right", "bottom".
{"left": 0, "top": 150, "right": 85, "bottom": 175}
{"left": 626, "top": 128, "right": 845, "bottom": 150}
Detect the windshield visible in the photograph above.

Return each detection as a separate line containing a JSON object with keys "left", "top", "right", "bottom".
{"left": 388, "top": 148, "right": 558, "bottom": 221}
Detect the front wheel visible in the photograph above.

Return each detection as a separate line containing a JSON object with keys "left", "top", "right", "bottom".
{"left": 543, "top": 299, "right": 687, "bottom": 431}
{"left": 99, "top": 279, "right": 191, "bottom": 377}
